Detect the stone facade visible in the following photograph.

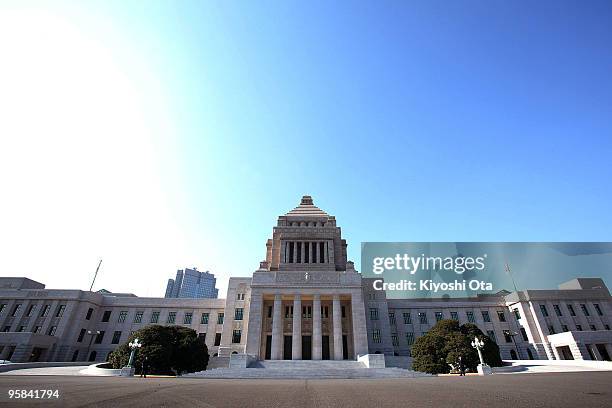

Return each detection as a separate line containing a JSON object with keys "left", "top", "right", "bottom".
{"left": 1, "top": 196, "right": 611, "bottom": 365}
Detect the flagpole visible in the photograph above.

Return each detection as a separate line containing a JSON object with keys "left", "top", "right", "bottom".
{"left": 90, "top": 259, "right": 102, "bottom": 291}
{"left": 504, "top": 263, "right": 519, "bottom": 293}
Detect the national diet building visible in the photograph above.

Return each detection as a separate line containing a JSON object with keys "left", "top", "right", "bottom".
{"left": 1, "top": 196, "right": 611, "bottom": 368}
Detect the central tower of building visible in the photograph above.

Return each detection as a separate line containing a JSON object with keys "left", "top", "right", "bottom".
{"left": 245, "top": 196, "right": 368, "bottom": 361}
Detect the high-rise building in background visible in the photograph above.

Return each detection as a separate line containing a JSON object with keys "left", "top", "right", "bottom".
{"left": 165, "top": 268, "right": 219, "bottom": 299}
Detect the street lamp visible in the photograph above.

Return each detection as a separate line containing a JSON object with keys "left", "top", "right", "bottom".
{"left": 127, "top": 338, "right": 142, "bottom": 368}
{"left": 86, "top": 330, "right": 101, "bottom": 362}
{"left": 121, "top": 338, "right": 143, "bottom": 377}
{"left": 471, "top": 336, "right": 492, "bottom": 375}
{"left": 507, "top": 330, "right": 521, "bottom": 360}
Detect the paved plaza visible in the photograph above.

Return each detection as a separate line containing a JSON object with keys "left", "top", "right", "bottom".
{"left": 0, "top": 372, "right": 611, "bottom": 408}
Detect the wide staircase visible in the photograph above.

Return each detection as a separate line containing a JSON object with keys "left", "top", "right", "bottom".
{"left": 186, "top": 360, "right": 429, "bottom": 379}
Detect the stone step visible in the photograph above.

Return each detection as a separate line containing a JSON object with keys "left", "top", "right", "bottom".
{"left": 185, "top": 367, "right": 429, "bottom": 379}
{"left": 250, "top": 360, "right": 365, "bottom": 369}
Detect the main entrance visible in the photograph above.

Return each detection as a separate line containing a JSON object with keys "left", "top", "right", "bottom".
{"left": 302, "top": 336, "right": 312, "bottom": 360}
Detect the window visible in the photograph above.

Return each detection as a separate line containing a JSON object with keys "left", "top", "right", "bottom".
{"left": 520, "top": 327, "right": 528, "bottom": 341}
{"left": 201, "top": 313, "right": 209, "bottom": 324}
{"left": 48, "top": 326, "right": 57, "bottom": 336}
{"left": 302, "top": 306, "right": 312, "bottom": 319}
{"left": 214, "top": 333, "right": 221, "bottom": 346}
{"left": 112, "top": 331, "right": 122, "bottom": 344}
{"left": 55, "top": 305, "right": 66, "bottom": 317}
{"left": 539, "top": 305, "right": 549, "bottom": 317}
{"left": 118, "top": 311, "right": 128, "bottom": 323}
{"left": 40, "top": 305, "right": 50, "bottom": 317}
{"left": 77, "top": 329, "right": 86, "bottom": 343}
{"left": 71, "top": 350, "right": 79, "bottom": 362}
{"left": 101, "top": 310, "right": 111, "bottom": 322}
{"left": 95, "top": 331, "right": 105, "bottom": 344}
{"left": 18, "top": 326, "right": 26, "bottom": 332}
{"left": 389, "top": 312, "right": 396, "bottom": 325}
{"left": 497, "top": 311, "right": 506, "bottom": 322}
{"left": 372, "top": 329, "right": 381, "bottom": 343}
{"left": 548, "top": 325, "right": 555, "bottom": 335}
{"left": 435, "top": 312, "right": 443, "bottom": 322}
{"left": 406, "top": 332, "right": 415, "bottom": 345}
{"left": 450, "top": 312, "right": 458, "bottom": 321}
{"left": 391, "top": 334, "right": 399, "bottom": 346}
{"left": 11, "top": 304, "right": 22, "bottom": 316}
{"left": 605, "top": 325, "right": 610, "bottom": 330}
{"left": 321, "top": 306, "right": 329, "bottom": 318}
{"left": 26, "top": 304, "right": 37, "bottom": 317}
{"left": 86, "top": 308, "right": 93, "bottom": 320}
{"left": 0, "top": 304, "right": 6, "bottom": 314}
{"left": 553, "top": 305, "right": 562, "bottom": 317}
{"left": 503, "top": 330, "right": 513, "bottom": 343}
{"left": 576, "top": 324, "right": 582, "bottom": 331}
{"left": 234, "top": 308, "right": 243, "bottom": 321}
{"left": 580, "top": 304, "right": 590, "bottom": 316}
{"left": 134, "top": 311, "right": 143, "bottom": 324}
{"left": 184, "top": 312, "right": 193, "bottom": 324}
{"left": 594, "top": 304, "right": 603, "bottom": 316}
{"left": 513, "top": 308, "right": 521, "bottom": 320}
{"left": 2, "top": 326, "right": 10, "bottom": 332}
{"left": 198, "top": 333, "right": 206, "bottom": 342}
{"left": 466, "top": 311, "right": 475, "bottom": 323}
{"left": 482, "top": 311, "right": 491, "bottom": 322}
{"left": 236, "top": 293, "right": 245, "bottom": 300}
{"left": 403, "top": 312, "right": 412, "bottom": 324}
{"left": 369, "top": 308, "right": 379, "bottom": 320}
{"left": 33, "top": 326, "right": 42, "bottom": 334}
{"left": 217, "top": 313, "right": 224, "bottom": 324}
{"left": 419, "top": 312, "right": 428, "bottom": 324}
{"left": 150, "top": 311, "right": 160, "bottom": 323}
{"left": 487, "top": 330, "right": 497, "bottom": 342}
{"left": 567, "top": 304, "right": 576, "bottom": 316}
{"left": 561, "top": 325, "right": 569, "bottom": 332}
{"left": 232, "top": 330, "right": 241, "bottom": 343}
{"left": 167, "top": 312, "right": 176, "bottom": 324}
{"left": 590, "top": 324, "right": 597, "bottom": 331}
{"left": 285, "top": 306, "right": 293, "bottom": 318}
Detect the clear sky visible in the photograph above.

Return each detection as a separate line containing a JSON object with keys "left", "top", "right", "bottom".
{"left": 1, "top": 1, "right": 611, "bottom": 297}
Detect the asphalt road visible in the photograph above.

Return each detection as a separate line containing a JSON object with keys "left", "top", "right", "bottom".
{"left": 0, "top": 372, "right": 610, "bottom": 408}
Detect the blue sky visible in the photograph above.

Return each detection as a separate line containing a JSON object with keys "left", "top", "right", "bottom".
{"left": 1, "top": 1, "right": 611, "bottom": 295}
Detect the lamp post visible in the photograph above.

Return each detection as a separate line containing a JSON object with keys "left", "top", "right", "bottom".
{"left": 86, "top": 330, "right": 101, "bottom": 362}
{"left": 471, "top": 336, "right": 492, "bottom": 375}
{"left": 508, "top": 331, "right": 521, "bottom": 360}
{"left": 121, "top": 338, "right": 142, "bottom": 377}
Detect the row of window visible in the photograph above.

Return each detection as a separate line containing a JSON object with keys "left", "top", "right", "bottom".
{"left": 2, "top": 324, "right": 56, "bottom": 335}
{"left": 0, "top": 303, "right": 65, "bottom": 319}
{"left": 539, "top": 303, "right": 604, "bottom": 318}
{"left": 75, "top": 328, "right": 231, "bottom": 346}
{"left": 547, "top": 323, "right": 609, "bottom": 334}
{"left": 377, "top": 328, "right": 527, "bottom": 346}
{"left": 98, "top": 310, "right": 231, "bottom": 325}
{"left": 374, "top": 310, "right": 510, "bottom": 325}
{"left": 266, "top": 305, "right": 347, "bottom": 319}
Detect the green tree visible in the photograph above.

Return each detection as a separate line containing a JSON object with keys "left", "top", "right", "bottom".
{"left": 108, "top": 325, "right": 209, "bottom": 375}
{"left": 411, "top": 319, "right": 502, "bottom": 374}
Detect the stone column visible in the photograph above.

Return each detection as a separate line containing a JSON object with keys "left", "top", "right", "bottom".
{"left": 300, "top": 242, "right": 305, "bottom": 263}
{"left": 351, "top": 291, "right": 369, "bottom": 358}
{"left": 292, "top": 295, "right": 302, "bottom": 359}
{"left": 245, "top": 291, "right": 263, "bottom": 356}
{"left": 271, "top": 294, "right": 283, "bottom": 360}
{"left": 312, "top": 294, "right": 322, "bottom": 360}
{"left": 293, "top": 242, "right": 298, "bottom": 264}
{"left": 332, "top": 295, "right": 343, "bottom": 360}
{"left": 324, "top": 242, "right": 328, "bottom": 263}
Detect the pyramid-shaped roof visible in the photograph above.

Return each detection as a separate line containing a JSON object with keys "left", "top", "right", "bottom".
{"left": 285, "top": 195, "right": 329, "bottom": 218}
